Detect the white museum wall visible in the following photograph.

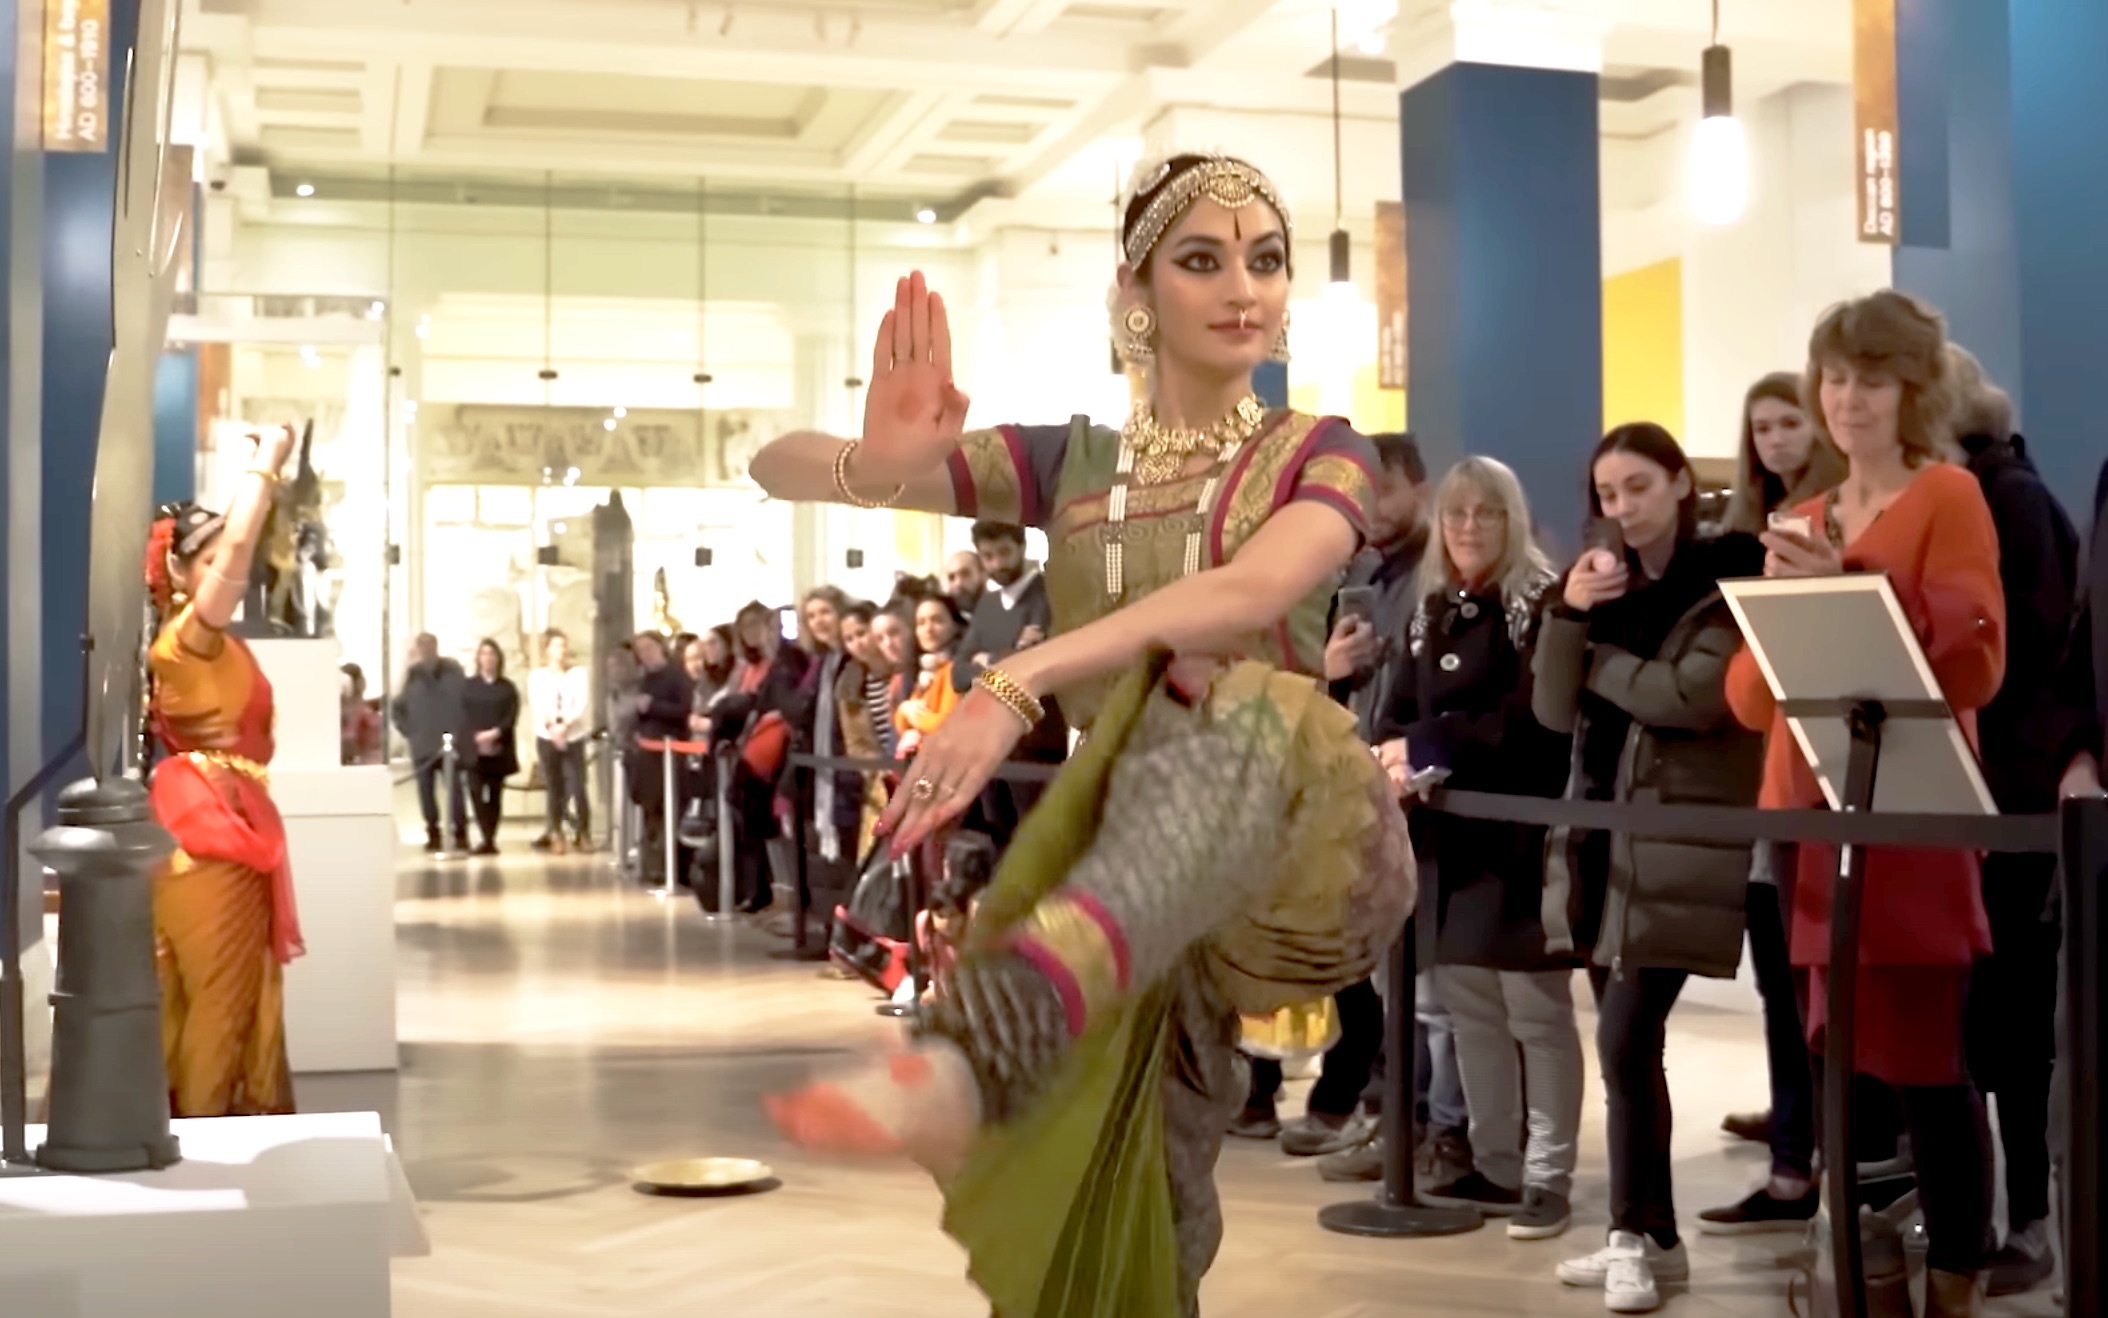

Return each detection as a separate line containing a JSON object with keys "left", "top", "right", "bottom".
{"left": 1675, "top": 81, "right": 1892, "bottom": 460}
{"left": 1597, "top": 81, "right": 1893, "bottom": 461}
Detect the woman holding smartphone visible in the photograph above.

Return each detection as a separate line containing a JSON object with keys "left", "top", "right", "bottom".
{"left": 1535, "top": 423, "right": 1766, "bottom": 1313}
{"left": 1373, "top": 457, "right": 1578, "bottom": 1238}
{"left": 1727, "top": 292, "right": 2004, "bottom": 1317}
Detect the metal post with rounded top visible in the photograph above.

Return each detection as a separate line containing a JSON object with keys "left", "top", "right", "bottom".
{"left": 440, "top": 732, "right": 465, "bottom": 858}
{"left": 31, "top": 777, "right": 181, "bottom": 1173}
{"left": 611, "top": 747, "right": 632, "bottom": 877}
{"left": 658, "top": 741, "right": 678, "bottom": 899}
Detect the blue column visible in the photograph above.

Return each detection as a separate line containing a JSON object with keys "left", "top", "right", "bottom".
{"left": 152, "top": 348, "right": 198, "bottom": 507}
{"left": 1253, "top": 360, "right": 1287, "bottom": 411}
{"left": 1890, "top": 0, "right": 2022, "bottom": 411}
{"left": 1401, "top": 62, "right": 1602, "bottom": 546}
{"left": 2012, "top": 0, "right": 2108, "bottom": 517}
{"left": 41, "top": 0, "right": 141, "bottom": 781}
{"left": 0, "top": 0, "right": 46, "bottom": 954}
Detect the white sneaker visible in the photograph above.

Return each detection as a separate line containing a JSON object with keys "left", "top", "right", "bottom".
{"left": 1557, "top": 1230, "right": 1690, "bottom": 1290}
{"left": 1603, "top": 1239, "right": 1661, "bottom": 1313}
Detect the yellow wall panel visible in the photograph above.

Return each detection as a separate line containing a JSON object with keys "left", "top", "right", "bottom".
{"left": 1602, "top": 258, "right": 1685, "bottom": 437}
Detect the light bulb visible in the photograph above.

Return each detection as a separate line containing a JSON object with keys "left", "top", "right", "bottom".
{"left": 1690, "top": 114, "right": 1748, "bottom": 226}
{"left": 295, "top": 183, "right": 314, "bottom": 198}
{"left": 1356, "top": 30, "right": 1385, "bottom": 55}
{"left": 915, "top": 208, "right": 936, "bottom": 224}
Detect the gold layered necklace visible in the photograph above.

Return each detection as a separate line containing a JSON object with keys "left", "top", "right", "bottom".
{"left": 1102, "top": 396, "right": 1270, "bottom": 599}
{"left": 1123, "top": 395, "right": 1266, "bottom": 486}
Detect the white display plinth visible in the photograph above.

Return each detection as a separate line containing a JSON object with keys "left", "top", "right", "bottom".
{"left": 248, "top": 639, "right": 399, "bottom": 1075}
{"left": 0, "top": 1112, "right": 426, "bottom": 1318}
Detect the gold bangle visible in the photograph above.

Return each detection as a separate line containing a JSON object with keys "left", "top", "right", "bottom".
{"left": 833, "top": 441, "right": 905, "bottom": 510}
{"left": 974, "top": 667, "right": 1046, "bottom": 731}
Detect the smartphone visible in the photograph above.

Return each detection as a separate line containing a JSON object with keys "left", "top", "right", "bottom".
{"left": 1585, "top": 518, "right": 1627, "bottom": 557}
{"left": 778, "top": 606, "right": 799, "bottom": 641}
{"left": 1336, "top": 585, "right": 1379, "bottom": 627}
{"left": 1767, "top": 511, "right": 1813, "bottom": 540}
{"left": 1403, "top": 765, "right": 1451, "bottom": 799}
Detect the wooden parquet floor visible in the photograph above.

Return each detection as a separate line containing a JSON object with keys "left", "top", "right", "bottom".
{"left": 293, "top": 842, "right": 2057, "bottom": 1317}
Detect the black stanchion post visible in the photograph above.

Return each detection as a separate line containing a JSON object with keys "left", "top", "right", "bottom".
{"left": 791, "top": 763, "right": 812, "bottom": 954}
{"left": 2061, "top": 794, "right": 2105, "bottom": 1318}
{"left": 658, "top": 741, "right": 678, "bottom": 899}
{"left": 1818, "top": 701, "right": 1884, "bottom": 1318}
{"left": 877, "top": 844, "right": 927, "bottom": 1021}
{"left": 1319, "top": 848, "right": 1482, "bottom": 1238}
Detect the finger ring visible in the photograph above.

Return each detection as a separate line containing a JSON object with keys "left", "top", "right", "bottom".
{"left": 911, "top": 778, "right": 938, "bottom": 802}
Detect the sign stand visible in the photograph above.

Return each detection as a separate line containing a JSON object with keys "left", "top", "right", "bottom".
{"left": 1722, "top": 575, "right": 1998, "bottom": 1318}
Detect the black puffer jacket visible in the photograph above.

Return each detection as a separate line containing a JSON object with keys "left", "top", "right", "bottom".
{"left": 1533, "top": 532, "right": 1767, "bottom": 979}
{"left": 1378, "top": 570, "right": 1570, "bottom": 970}
{"left": 1962, "top": 433, "right": 2081, "bottom": 811}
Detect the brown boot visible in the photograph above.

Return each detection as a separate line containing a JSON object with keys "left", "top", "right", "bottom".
{"left": 1923, "top": 1269, "right": 1986, "bottom": 1318}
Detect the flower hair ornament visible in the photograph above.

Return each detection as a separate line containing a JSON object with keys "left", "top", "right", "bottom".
{"left": 143, "top": 501, "right": 227, "bottom": 613}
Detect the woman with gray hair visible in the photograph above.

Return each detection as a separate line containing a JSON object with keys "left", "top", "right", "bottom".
{"left": 1372, "top": 456, "right": 1581, "bottom": 1239}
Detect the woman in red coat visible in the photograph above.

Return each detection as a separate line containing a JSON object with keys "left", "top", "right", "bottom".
{"left": 1726, "top": 291, "right": 2002, "bottom": 1316}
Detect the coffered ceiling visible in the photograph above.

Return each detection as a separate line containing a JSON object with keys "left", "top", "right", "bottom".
{"left": 183, "top": 0, "right": 1852, "bottom": 219}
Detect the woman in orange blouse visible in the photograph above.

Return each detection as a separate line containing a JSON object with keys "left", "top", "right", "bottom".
{"left": 143, "top": 424, "right": 305, "bottom": 1118}
{"left": 894, "top": 594, "right": 966, "bottom": 755}
{"left": 1725, "top": 292, "right": 2001, "bottom": 1313}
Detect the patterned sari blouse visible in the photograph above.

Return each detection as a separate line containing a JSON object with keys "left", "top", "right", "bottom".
{"left": 947, "top": 410, "right": 1376, "bottom": 729}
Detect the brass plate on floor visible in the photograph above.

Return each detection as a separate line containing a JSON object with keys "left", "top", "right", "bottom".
{"left": 632, "top": 1157, "right": 779, "bottom": 1197}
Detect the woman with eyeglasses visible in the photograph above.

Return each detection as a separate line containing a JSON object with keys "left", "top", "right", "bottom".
{"left": 1373, "top": 457, "right": 1579, "bottom": 1240}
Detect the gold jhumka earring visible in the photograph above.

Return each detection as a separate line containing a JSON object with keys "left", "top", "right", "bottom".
{"left": 1119, "top": 304, "right": 1157, "bottom": 363}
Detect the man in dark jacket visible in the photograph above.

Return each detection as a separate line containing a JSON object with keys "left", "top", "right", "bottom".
{"left": 951, "top": 522, "right": 1066, "bottom": 845}
{"left": 393, "top": 632, "right": 469, "bottom": 853}
{"left": 1958, "top": 368, "right": 2081, "bottom": 1296}
{"left": 1325, "top": 433, "right": 1432, "bottom": 733}
{"left": 953, "top": 522, "right": 1052, "bottom": 686}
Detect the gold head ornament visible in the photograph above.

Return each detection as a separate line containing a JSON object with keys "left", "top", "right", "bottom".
{"left": 1122, "top": 154, "right": 1294, "bottom": 271}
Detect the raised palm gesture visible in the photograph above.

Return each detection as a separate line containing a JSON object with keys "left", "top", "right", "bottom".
{"left": 860, "top": 271, "right": 971, "bottom": 481}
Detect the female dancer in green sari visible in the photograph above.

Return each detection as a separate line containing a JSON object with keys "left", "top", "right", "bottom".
{"left": 755, "top": 152, "right": 1417, "bottom": 1317}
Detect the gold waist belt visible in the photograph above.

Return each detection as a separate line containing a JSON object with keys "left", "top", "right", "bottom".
{"left": 187, "top": 749, "right": 270, "bottom": 786}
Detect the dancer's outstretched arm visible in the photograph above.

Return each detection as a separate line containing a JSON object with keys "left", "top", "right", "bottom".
{"left": 189, "top": 424, "right": 298, "bottom": 632}
{"left": 750, "top": 271, "right": 969, "bottom": 515}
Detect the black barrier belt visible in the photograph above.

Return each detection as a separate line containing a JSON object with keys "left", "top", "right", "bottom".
{"left": 1430, "top": 788, "right": 2058, "bottom": 854}
{"left": 789, "top": 752, "right": 2056, "bottom": 854}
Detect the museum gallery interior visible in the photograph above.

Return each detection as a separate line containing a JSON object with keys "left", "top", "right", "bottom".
{"left": 2, "top": 1, "right": 2107, "bottom": 1316}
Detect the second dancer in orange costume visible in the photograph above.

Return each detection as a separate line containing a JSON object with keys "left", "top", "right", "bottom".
{"left": 142, "top": 422, "right": 305, "bottom": 1117}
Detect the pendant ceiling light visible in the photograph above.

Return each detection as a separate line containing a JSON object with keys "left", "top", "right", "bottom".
{"left": 1328, "top": 7, "right": 1351, "bottom": 287}
{"left": 1690, "top": 0, "right": 1747, "bottom": 226}
{"left": 538, "top": 171, "right": 559, "bottom": 395}
{"left": 844, "top": 183, "right": 863, "bottom": 392}
{"left": 694, "top": 177, "right": 712, "bottom": 395}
